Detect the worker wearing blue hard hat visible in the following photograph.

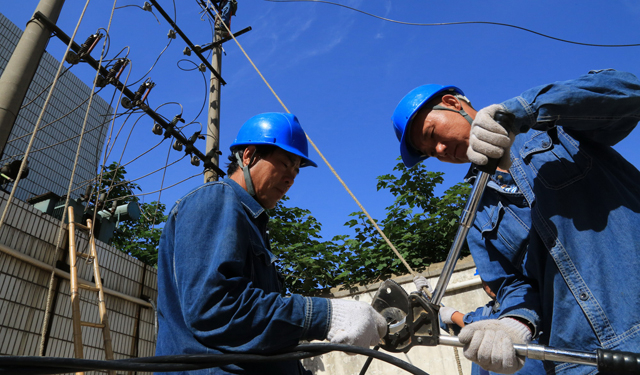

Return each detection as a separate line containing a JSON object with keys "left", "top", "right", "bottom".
{"left": 392, "top": 84, "right": 475, "bottom": 168}
{"left": 392, "top": 69, "right": 640, "bottom": 375}
{"left": 156, "top": 112, "right": 387, "bottom": 375}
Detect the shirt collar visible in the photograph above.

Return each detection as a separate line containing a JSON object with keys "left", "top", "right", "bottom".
{"left": 224, "top": 177, "right": 266, "bottom": 219}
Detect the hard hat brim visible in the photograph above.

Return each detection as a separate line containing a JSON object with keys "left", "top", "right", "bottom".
{"left": 231, "top": 141, "right": 318, "bottom": 168}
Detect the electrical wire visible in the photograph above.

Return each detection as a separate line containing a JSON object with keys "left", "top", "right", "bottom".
{"left": 96, "top": 27, "right": 111, "bottom": 60}
{"left": 104, "top": 112, "right": 143, "bottom": 163}
{"left": 5, "top": 88, "right": 107, "bottom": 150}
{"left": 109, "top": 155, "right": 186, "bottom": 189}
{"left": 97, "top": 58, "right": 134, "bottom": 188}
{"left": 105, "top": 172, "right": 202, "bottom": 202}
{"left": 175, "top": 59, "right": 209, "bottom": 124}
{"left": 19, "top": 66, "right": 72, "bottom": 110}
{"left": 152, "top": 142, "right": 174, "bottom": 226}
{"left": 115, "top": 4, "right": 161, "bottom": 24}
{"left": 35, "top": 0, "right": 110, "bottom": 356}
{"left": 205, "top": 0, "right": 418, "bottom": 276}
{"left": 106, "top": 45, "right": 131, "bottom": 63}
{"left": 4, "top": 120, "right": 109, "bottom": 160}
{"left": 0, "top": 343, "right": 430, "bottom": 375}
{"left": 128, "top": 38, "right": 173, "bottom": 86}
{"left": 0, "top": 0, "right": 92, "bottom": 231}
{"left": 265, "top": 0, "right": 640, "bottom": 47}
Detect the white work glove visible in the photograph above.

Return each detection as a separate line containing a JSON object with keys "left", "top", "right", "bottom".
{"left": 439, "top": 306, "right": 459, "bottom": 325}
{"left": 327, "top": 299, "right": 387, "bottom": 348}
{"left": 458, "top": 317, "right": 532, "bottom": 374}
{"left": 467, "top": 104, "right": 516, "bottom": 170}
{"left": 413, "top": 275, "right": 433, "bottom": 295}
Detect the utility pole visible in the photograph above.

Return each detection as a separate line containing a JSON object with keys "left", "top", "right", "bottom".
{"left": 204, "top": 21, "right": 223, "bottom": 183}
{"left": 0, "top": 0, "right": 65, "bottom": 158}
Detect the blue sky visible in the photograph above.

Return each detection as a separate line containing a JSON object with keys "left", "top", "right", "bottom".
{"left": 4, "top": 0, "right": 640, "bottom": 241}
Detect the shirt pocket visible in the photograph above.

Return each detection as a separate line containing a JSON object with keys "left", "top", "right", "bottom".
{"left": 520, "top": 128, "right": 592, "bottom": 190}
{"left": 246, "top": 233, "right": 281, "bottom": 293}
{"left": 475, "top": 201, "right": 530, "bottom": 271}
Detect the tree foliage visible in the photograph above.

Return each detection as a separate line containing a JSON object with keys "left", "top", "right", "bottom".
{"left": 267, "top": 196, "right": 345, "bottom": 296}
{"left": 268, "top": 160, "right": 471, "bottom": 295}
{"left": 94, "top": 162, "right": 167, "bottom": 266}
{"left": 336, "top": 160, "right": 471, "bottom": 289}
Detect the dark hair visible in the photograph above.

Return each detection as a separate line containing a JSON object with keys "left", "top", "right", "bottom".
{"left": 226, "top": 145, "right": 278, "bottom": 176}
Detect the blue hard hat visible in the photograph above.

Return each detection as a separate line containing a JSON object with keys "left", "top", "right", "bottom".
{"left": 230, "top": 112, "right": 317, "bottom": 168}
{"left": 392, "top": 84, "right": 464, "bottom": 168}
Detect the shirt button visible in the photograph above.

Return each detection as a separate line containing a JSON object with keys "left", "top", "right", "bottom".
{"left": 541, "top": 141, "right": 550, "bottom": 148}
{"left": 579, "top": 292, "right": 589, "bottom": 301}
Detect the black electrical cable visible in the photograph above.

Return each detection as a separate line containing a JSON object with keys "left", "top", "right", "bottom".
{"left": 265, "top": 0, "right": 640, "bottom": 48}
{"left": 0, "top": 344, "right": 430, "bottom": 375}
{"left": 359, "top": 345, "right": 380, "bottom": 375}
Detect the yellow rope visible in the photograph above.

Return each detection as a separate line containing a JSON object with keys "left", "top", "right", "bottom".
{"left": 208, "top": 2, "right": 416, "bottom": 277}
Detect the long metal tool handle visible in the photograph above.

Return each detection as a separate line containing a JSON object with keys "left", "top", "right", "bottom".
{"left": 439, "top": 336, "right": 640, "bottom": 373}
{"left": 431, "top": 111, "right": 515, "bottom": 305}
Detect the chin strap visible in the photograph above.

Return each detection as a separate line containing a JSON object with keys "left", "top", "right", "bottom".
{"left": 432, "top": 104, "right": 474, "bottom": 126}
{"left": 235, "top": 150, "right": 257, "bottom": 197}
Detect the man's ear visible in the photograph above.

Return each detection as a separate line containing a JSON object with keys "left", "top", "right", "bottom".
{"left": 440, "top": 94, "right": 462, "bottom": 110}
{"left": 242, "top": 146, "right": 258, "bottom": 167}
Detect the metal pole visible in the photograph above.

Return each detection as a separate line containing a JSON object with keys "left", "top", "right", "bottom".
{"left": 205, "top": 21, "right": 222, "bottom": 183}
{"left": 431, "top": 172, "right": 490, "bottom": 305}
{"left": 0, "top": 0, "right": 65, "bottom": 158}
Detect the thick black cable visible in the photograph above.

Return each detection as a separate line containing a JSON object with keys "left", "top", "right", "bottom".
{"left": 265, "top": 0, "right": 640, "bottom": 47}
{"left": 0, "top": 344, "right": 430, "bottom": 375}
{"left": 359, "top": 345, "right": 380, "bottom": 375}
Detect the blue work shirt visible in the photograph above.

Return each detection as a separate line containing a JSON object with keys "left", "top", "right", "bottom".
{"left": 467, "top": 69, "right": 640, "bottom": 374}
{"left": 155, "top": 178, "right": 330, "bottom": 374}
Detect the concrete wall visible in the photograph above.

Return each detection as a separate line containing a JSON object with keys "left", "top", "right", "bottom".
{"left": 304, "top": 256, "right": 491, "bottom": 375}
{"left": 0, "top": 190, "right": 157, "bottom": 372}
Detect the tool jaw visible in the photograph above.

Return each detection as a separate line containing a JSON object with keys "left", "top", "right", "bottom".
{"left": 371, "top": 279, "right": 441, "bottom": 353}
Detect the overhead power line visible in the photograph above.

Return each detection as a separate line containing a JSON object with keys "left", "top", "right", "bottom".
{"left": 265, "top": 0, "right": 640, "bottom": 47}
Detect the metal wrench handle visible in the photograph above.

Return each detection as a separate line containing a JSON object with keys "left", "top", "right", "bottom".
{"left": 440, "top": 335, "right": 640, "bottom": 373}
{"left": 430, "top": 111, "right": 515, "bottom": 306}
{"left": 438, "top": 335, "right": 598, "bottom": 367}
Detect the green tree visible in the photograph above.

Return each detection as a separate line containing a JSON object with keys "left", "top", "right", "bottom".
{"left": 336, "top": 160, "right": 471, "bottom": 288}
{"left": 267, "top": 159, "right": 471, "bottom": 294}
{"left": 267, "top": 196, "right": 344, "bottom": 296}
{"left": 93, "top": 162, "right": 166, "bottom": 266}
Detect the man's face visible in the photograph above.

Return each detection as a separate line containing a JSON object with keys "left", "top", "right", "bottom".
{"left": 408, "top": 96, "right": 474, "bottom": 164}
{"left": 248, "top": 147, "right": 301, "bottom": 209}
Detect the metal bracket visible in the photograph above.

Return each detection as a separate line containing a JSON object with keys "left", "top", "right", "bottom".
{"left": 371, "top": 279, "right": 440, "bottom": 353}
